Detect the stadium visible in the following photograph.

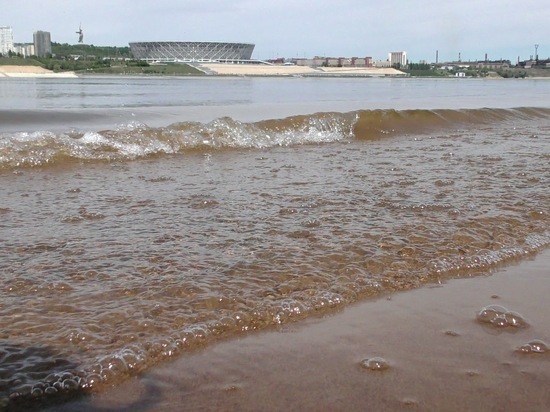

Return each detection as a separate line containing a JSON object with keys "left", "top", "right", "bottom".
{"left": 128, "top": 41, "right": 255, "bottom": 63}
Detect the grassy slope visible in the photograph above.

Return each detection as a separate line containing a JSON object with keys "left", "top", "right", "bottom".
{"left": 0, "top": 57, "right": 43, "bottom": 66}
{"left": 0, "top": 57, "right": 203, "bottom": 76}
{"left": 82, "top": 63, "right": 204, "bottom": 75}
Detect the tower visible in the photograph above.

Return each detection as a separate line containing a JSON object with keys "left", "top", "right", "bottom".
{"left": 0, "top": 26, "right": 14, "bottom": 56}
{"left": 33, "top": 31, "right": 52, "bottom": 57}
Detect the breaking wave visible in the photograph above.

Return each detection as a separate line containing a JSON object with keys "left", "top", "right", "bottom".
{"left": 1, "top": 107, "right": 548, "bottom": 170}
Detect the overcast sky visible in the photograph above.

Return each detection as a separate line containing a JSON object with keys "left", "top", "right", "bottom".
{"left": 3, "top": 0, "right": 548, "bottom": 62}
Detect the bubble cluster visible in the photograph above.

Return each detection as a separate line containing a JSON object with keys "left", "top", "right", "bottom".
{"left": 516, "top": 339, "right": 549, "bottom": 354}
{"left": 7, "top": 370, "right": 84, "bottom": 402}
{"left": 3, "top": 345, "right": 150, "bottom": 410}
{"left": 360, "top": 357, "right": 390, "bottom": 371}
{"left": 476, "top": 305, "right": 528, "bottom": 328}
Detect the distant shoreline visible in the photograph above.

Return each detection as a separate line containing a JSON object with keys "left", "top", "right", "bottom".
{"left": 1, "top": 63, "right": 549, "bottom": 79}
{"left": 193, "top": 63, "right": 408, "bottom": 77}
{"left": 0, "top": 63, "right": 405, "bottom": 78}
{"left": 0, "top": 65, "right": 77, "bottom": 78}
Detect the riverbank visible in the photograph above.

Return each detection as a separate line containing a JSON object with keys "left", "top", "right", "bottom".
{"left": 195, "top": 63, "right": 406, "bottom": 77}
{"left": 47, "top": 249, "right": 550, "bottom": 412}
{"left": 2, "top": 63, "right": 548, "bottom": 78}
{"left": 0, "top": 65, "right": 77, "bottom": 78}
{"left": 0, "top": 63, "right": 405, "bottom": 78}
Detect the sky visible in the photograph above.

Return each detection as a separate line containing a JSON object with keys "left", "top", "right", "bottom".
{"left": 2, "top": 0, "right": 549, "bottom": 63}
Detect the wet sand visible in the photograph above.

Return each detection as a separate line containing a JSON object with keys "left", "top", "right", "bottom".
{"left": 49, "top": 249, "right": 550, "bottom": 412}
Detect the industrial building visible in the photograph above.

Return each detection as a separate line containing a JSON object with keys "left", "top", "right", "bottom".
{"left": 0, "top": 26, "right": 14, "bottom": 55}
{"left": 129, "top": 41, "right": 255, "bottom": 63}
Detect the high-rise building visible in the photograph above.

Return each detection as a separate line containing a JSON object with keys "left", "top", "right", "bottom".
{"left": 33, "top": 30, "right": 52, "bottom": 57}
{"left": 389, "top": 51, "right": 407, "bottom": 67}
{"left": 0, "top": 26, "right": 14, "bottom": 56}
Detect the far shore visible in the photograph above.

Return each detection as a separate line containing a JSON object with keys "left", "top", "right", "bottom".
{"left": 0, "top": 65, "right": 78, "bottom": 78}
{"left": 195, "top": 63, "right": 407, "bottom": 77}
{"left": 2, "top": 63, "right": 549, "bottom": 79}
{"left": 0, "top": 63, "right": 404, "bottom": 78}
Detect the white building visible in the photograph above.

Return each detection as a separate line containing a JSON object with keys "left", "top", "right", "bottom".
{"left": 0, "top": 26, "right": 15, "bottom": 56}
{"left": 389, "top": 51, "right": 407, "bottom": 67}
{"left": 13, "top": 43, "right": 35, "bottom": 57}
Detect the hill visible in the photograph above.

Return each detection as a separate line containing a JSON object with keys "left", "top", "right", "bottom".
{"left": 51, "top": 42, "right": 131, "bottom": 59}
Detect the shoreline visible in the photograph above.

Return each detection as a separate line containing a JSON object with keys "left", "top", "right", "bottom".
{"left": 195, "top": 63, "right": 407, "bottom": 77}
{"left": 2, "top": 63, "right": 549, "bottom": 79}
{"left": 47, "top": 248, "right": 550, "bottom": 411}
{"left": 0, "top": 63, "right": 405, "bottom": 78}
{"left": 0, "top": 65, "right": 77, "bottom": 78}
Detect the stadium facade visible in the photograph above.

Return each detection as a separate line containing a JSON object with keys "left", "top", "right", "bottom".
{"left": 129, "top": 41, "right": 255, "bottom": 63}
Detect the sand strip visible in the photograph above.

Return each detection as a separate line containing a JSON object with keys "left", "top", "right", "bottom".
{"left": 0, "top": 65, "right": 77, "bottom": 78}
{"left": 197, "top": 63, "right": 405, "bottom": 77}
{"left": 48, "top": 249, "right": 550, "bottom": 411}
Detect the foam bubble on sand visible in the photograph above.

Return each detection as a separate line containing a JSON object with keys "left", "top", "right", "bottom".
{"left": 476, "top": 305, "right": 528, "bottom": 328}
{"left": 360, "top": 357, "right": 390, "bottom": 371}
{"left": 516, "top": 339, "right": 549, "bottom": 354}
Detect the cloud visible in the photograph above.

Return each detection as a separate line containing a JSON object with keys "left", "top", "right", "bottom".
{"left": 3, "top": 0, "right": 549, "bottom": 61}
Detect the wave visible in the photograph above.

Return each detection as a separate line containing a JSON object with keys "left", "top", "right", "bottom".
{"left": 1, "top": 107, "right": 548, "bottom": 170}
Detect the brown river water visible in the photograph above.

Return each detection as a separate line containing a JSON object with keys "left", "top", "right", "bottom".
{"left": 0, "top": 77, "right": 549, "bottom": 410}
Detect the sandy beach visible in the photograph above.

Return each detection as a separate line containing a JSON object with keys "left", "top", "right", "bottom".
{"left": 0, "top": 63, "right": 403, "bottom": 78}
{"left": 0, "top": 65, "right": 77, "bottom": 78}
{"left": 196, "top": 63, "right": 406, "bottom": 77}
{"left": 47, "top": 249, "right": 550, "bottom": 412}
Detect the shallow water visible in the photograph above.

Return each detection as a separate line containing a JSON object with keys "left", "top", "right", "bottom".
{"left": 0, "top": 77, "right": 549, "bottom": 409}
